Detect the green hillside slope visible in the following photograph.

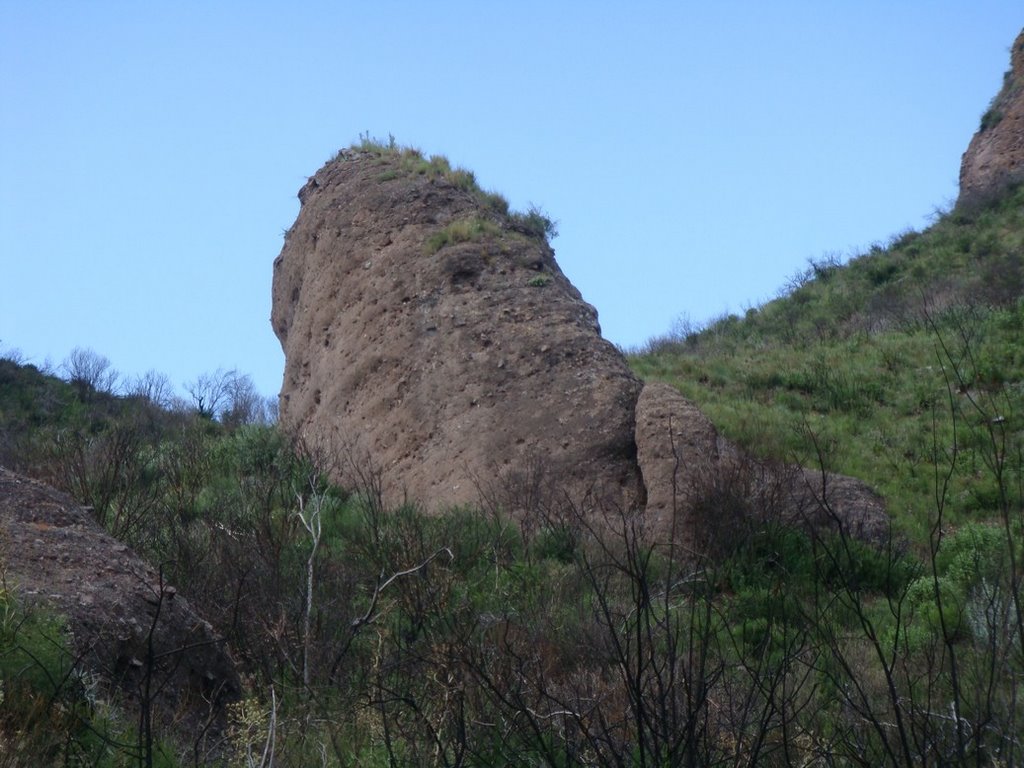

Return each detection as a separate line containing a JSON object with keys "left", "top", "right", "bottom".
{"left": 631, "top": 183, "right": 1024, "bottom": 541}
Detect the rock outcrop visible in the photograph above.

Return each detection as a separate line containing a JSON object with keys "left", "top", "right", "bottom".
{"left": 272, "top": 145, "right": 889, "bottom": 545}
{"left": 959, "top": 28, "right": 1024, "bottom": 204}
{"left": 0, "top": 467, "right": 240, "bottom": 738}
{"left": 273, "top": 148, "right": 644, "bottom": 510}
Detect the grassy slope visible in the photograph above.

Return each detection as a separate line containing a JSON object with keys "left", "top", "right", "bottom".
{"left": 629, "top": 183, "right": 1024, "bottom": 541}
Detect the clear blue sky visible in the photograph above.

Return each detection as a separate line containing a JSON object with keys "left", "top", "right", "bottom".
{"left": 2, "top": 3, "right": 1021, "bottom": 399}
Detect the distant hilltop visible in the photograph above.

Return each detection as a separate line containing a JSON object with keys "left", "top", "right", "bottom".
{"left": 959, "top": 28, "right": 1024, "bottom": 204}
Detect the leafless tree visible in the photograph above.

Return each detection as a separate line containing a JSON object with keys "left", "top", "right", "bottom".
{"left": 62, "top": 346, "right": 119, "bottom": 396}
{"left": 185, "top": 369, "right": 234, "bottom": 420}
{"left": 222, "top": 372, "right": 271, "bottom": 427}
{"left": 129, "top": 369, "right": 177, "bottom": 409}
{"left": 0, "top": 340, "right": 26, "bottom": 364}
{"left": 185, "top": 369, "right": 271, "bottom": 426}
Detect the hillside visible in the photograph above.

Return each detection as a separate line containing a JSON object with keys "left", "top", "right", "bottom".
{"left": 630, "top": 181, "right": 1024, "bottom": 541}
{"left": 3, "top": 182, "right": 1023, "bottom": 766}
{"left": 3, "top": 29, "right": 1024, "bottom": 765}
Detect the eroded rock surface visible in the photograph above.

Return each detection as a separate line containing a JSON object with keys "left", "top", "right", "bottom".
{"left": 960, "top": 28, "right": 1024, "bottom": 204}
{"left": 272, "top": 149, "right": 644, "bottom": 510}
{"left": 0, "top": 467, "right": 240, "bottom": 738}
{"left": 273, "top": 147, "right": 891, "bottom": 548}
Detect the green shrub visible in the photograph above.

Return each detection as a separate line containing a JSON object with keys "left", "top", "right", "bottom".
{"left": 532, "top": 525, "right": 576, "bottom": 563}
{"left": 905, "top": 573, "right": 969, "bottom": 643}
{"left": 509, "top": 205, "right": 558, "bottom": 240}
{"left": 0, "top": 586, "right": 176, "bottom": 766}
{"left": 936, "top": 523, "right": 1012, "bottom": 588}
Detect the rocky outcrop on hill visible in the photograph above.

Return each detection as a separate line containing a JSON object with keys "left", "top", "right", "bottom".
{"left": 959, "top": 28, "right": 1024, "bottom": 204}
{"left": 272, "top": 145, "right": 889, "bottom": 546}
{"left": 272, "top": 148, "right": 644, "bottom": 510}
{"left": 0, "top": 467, "right": 240, "bottom": 744}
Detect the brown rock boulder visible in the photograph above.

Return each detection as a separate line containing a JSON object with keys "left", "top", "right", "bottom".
{"left": 959, "top": 29, "right": 1024, "bottom": 204}
{"left": 634, "top": 382, "right": 891, "bottom": 549}
{"left": 634, "top": 382, "right": 729, "bottom": 525}
{"left": 272, "top": 147, "right": 643, "bottom": 510}
{"left": 0, "top": 466, "right": 240, "bottom": 743}
{"left": 272, "top": 145, "right": 890, "bottom": 549}
{"left": 788, "top": 467, "right": 891, "bottom": 546}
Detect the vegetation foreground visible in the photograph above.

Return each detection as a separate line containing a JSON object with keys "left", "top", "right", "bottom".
{"left": 1, "top": 182, "right": 1023, "bottom": 766}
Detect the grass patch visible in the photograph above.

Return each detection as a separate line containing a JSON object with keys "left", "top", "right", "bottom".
{"left": 509, "top": 205, "right": 558, "bottom": 240}
{"left": 343, "top": 133, "right": 558, "bottom": 248}
{"left": 424, "top": 216, "right": 502, "bottom": 254}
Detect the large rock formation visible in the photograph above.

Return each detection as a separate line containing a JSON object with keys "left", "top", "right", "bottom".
{"left": 273, "top": 145, "right": 889, "bottom": 545}
{"left": 273, "top": 147, "right": 643, "bottom": 509}
{"left": 0, "top": 467, "right": 240, "bottom": 742}
{"left": 959, "top": 28, "right": 1024, "bottom": 204}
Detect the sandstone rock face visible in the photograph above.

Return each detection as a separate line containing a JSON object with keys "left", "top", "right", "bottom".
{"left": 272, "top": 146, "right": 889, "bottom": 549}
{"left": 272, "top": 148, "right": 643, "bottom": 509}
{"left": 959, "top": 29, "right": 1024, "bottom": 204}
{"left": 0, "top": 467, "right": 240, "bottom": 737}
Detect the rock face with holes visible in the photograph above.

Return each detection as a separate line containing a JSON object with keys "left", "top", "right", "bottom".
{"left": 272, "top": 148, "right": 644, "bottom": 509}
{"left": 272, "top": 146, "right": 890, "bottom": 547}
{"left": 960, "top": 28, "right": 1024, "bottom": 204}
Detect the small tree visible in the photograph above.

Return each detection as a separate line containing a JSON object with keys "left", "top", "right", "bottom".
{"left": 185, "top": 369, "right": 233, "bottom": 420}
{"left": 62, "top": 346, "right": 119, "bottom": 398}
{"left": 128, "top": 369, "right": 176, "bottom": 409}
{"left": 185, "top": 369, "right": 270, "bottom": 426}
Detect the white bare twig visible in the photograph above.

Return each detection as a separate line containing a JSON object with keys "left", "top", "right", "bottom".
{"left": 351, "top": 547, "right": 455, "bottom": 631}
